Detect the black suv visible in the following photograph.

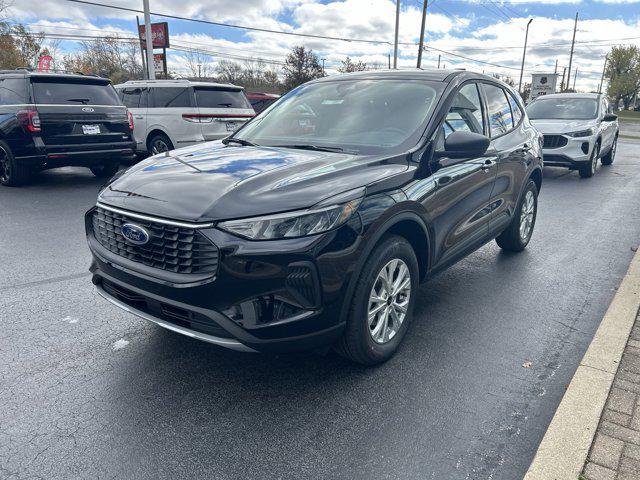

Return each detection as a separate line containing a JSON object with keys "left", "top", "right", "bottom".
{"left": 0, "top": 70, "right": 136, "bottom": 186}
{"left": 86, "top": 70, "right": 543, "bottom": 365}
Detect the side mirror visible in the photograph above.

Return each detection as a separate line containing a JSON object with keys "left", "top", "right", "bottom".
{"left": 603, "top": 113, "right": 618, "bottom": 122}
{"left": 438, "top": 131, "right": 490, "bottom": 159}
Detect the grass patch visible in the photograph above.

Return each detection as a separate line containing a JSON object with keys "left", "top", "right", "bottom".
{"left": 617, "top": 110, "right": 640, "bottom": 122}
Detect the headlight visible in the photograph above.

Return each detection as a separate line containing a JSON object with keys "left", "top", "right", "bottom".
{"left": 566, "top": 128, "right": 594, "bottom": 137}
{"left": 218, "top": 198, "right": 362, "bottom": 240}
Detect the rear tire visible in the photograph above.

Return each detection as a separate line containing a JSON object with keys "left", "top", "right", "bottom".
{"left": 496, "top": 180, "right": 538, "bottom": 252}
{"left": 148, "top": 133, "right": 174, "bottom": 155}
{"left": 90, "top": 161, "right": 119, "bottom": 178}
{"left": 579, "top": 141, "right": 600, "bottom": 178}
{"left": 335, "top": 235, "right": 419, "bottom": 365}
{"left": 601, "top": 135, "right": 617, "bottom": 166}
{"left": 0, "top": 141, "right": 30, "bottom": 186}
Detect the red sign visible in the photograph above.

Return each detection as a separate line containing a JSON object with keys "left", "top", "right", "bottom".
{"left": 138, "top": 22, "right": 170, "bottom": 49}
{"left": 37, "top": 55, "right": 53, "bottom": 72}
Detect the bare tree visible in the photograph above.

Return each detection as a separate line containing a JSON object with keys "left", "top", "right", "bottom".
{"left": 184, "top": 48, "right": 212, "bottom": 78}
{"left": 338, "top": 56, "right": 368, "bottom": 73}
{"left": 215, "top": 59, "right": 244, "bottom": 84}
{"left": 63, "top": 36, "right": 143, "bottom": 83}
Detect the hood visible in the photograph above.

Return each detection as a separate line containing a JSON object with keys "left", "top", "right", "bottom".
{"left": 530, "top": 118, "right": 597, "bottom": 135}
{"left": 98, "top": 141, "right": 407, "bottom": 222}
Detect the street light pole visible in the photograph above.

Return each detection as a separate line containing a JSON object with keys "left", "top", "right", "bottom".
{"left": 393, "top": 0, "right": 400, "bottom": 69}
{"left": 598, "top": 55, "right": 608, "bottom": 94}
{"left": 143, "top": 0, "right": 155, "bottom": 80}
{"left": 518, "top": 19, "right": 533, "bottom": 95}
{"left": 566, "top": 12, "right": 578, "bottom": 92}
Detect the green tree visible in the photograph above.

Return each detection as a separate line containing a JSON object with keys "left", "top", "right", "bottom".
{"left": 338, "top": 56, "right": 368, "bottom": 73}
{"left": 605, "top": 46, "right": 640, "bottom": 110}
{"left": 281, "top": 46, "right": 323, "bottom": 91}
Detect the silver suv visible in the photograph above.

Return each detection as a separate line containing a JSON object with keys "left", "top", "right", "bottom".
{"left": 526, "top": 93, "right": 619, "bottom": 178}
{"left": 115, "top": 80, "right": 255, "bottom": 156}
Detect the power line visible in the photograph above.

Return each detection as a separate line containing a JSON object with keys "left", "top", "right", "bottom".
{"left": 63, "top": 0, "right": 396, "bottom": 45}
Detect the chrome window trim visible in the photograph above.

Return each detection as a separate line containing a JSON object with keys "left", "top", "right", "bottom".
{"left": 96, "top": 202, "right": 214, "bottom": 229}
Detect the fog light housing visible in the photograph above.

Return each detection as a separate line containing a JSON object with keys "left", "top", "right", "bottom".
{"left": 581, "top": 142, "right": 589, "bottom": 155}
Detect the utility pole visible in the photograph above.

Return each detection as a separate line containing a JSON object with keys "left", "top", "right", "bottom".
{"left": 197, "top": 64, "right": 201, "bottom": 79}
{"left": 566, "top": 12, "right": 578, "bottom": 93}
{"left": 560, "top": 67, "right": 566, "bottom": 92}
{"left": 393, "top": 0, "right": 400, "bottom": 69}
{"left": 388, "top": 53, "right": 391, "bottom": 69}
{"left": 416, "top": 0, "right": 428, "bottom": 69}
{"left": 598, "top": 55, "right": 608, "bottom": 94}
{"left": 554, "top": 59, "right": 558, "bottom": 74}
{"left": 573, "top": 68, "right": 578, "bottom": 91}
{"left": 143, "top": 0, "right": 155, "bottom": 80}
{"left": 437, "top": 54, "right": 441, "bottom": 69}
{"left": 321, "top": 58, "right": 326, "bottom": 76}
{"left": 518, "top": 19, "right": 533, "bottom": 95}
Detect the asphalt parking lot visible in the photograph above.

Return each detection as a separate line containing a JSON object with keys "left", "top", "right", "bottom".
{"left": 2, "top": 141, "right": 640, "bottom": 480}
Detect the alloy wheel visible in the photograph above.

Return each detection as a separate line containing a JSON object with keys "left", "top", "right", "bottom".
{"left": 591, "top": 144, "right": 600, "bottom": 174}
{"left": 519, "top": 190, "right": 535, "bottom": 241}
{"left": 151, "top": 139, "right": 169, "bottom": 155}
{"left": 0, "top": 146, "right": 10, "bottom": 184}
{"left": 367, "top": 259, "right": 412, "bottom": 344}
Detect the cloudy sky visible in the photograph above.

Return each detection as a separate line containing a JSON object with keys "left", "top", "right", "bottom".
{"left": 8, "top": 0, "right": 640, "bottom": 91}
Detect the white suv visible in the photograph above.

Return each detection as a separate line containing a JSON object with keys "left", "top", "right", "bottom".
{"left": 115, "top": 80, "right": 255, "bottom": 155}
{"left": 526, "top": 93, "right": 619, "bottom": 178}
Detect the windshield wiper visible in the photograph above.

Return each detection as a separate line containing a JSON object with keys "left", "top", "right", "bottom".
{"left": 66, "top": 98, "right": 91, "bottom": 104}
{"left": 277, "top": 144, "right": 346, "bottom": 153}
{"left": 222, "top": 137, "right": 259, "bottom": 147}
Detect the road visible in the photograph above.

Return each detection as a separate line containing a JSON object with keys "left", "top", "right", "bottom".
{"left": 2, "top": 141, "right": 640, "bottom": 480}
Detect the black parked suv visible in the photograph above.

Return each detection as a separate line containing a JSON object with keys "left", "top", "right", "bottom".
{"left": 0, "top": 70, "right": 136, "bottom": 186}
{"left": 86, "top": 70, "right": 543, "bottom": 364}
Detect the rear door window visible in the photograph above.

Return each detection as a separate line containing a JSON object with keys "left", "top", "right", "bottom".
{"left": 194, "top": 88, "right": 251, "bottom": 109}
{"left": 0, "top": 78, "right": 28, "bottom": 105}
{"left": 119, "top": 88, "right": 143, "bottom": 108}
{"left": 31, "top": 79, "right": 121, "bottom": 105}
{"left": 150, "top": 87, "right": 193, "bottom": 108}
{"left": 483, "top": 84, "right": 514, "bottom": 137}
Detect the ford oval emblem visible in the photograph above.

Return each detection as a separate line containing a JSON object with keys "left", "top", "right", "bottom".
{"left": 82, "top": 107, "right": 95, "bottom": 113}
{"left": 121, "top": 223, "right": 150, "bottom": 245}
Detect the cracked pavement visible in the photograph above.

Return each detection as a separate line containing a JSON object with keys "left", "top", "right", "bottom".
{"left": 1, "top": 142, "right": 640, "bottom": 479}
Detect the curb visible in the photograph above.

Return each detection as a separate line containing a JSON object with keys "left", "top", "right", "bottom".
{"left": 524, "top": 248, "right": 640, "bottom": 480}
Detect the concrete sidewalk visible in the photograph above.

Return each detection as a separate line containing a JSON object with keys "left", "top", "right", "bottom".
{"left": 582, "top": 313, "right": 640, "bottom": 479}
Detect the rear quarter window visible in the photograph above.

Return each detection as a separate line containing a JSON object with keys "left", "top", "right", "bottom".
{"left": 484, "top": 84, "right": 514, "bottom": 136}
{"left": 0, "top": 78, "right": 28, "bottom": 105}
{"left": 194, "top": 88, "right": 251, "bottom": 109}
{"left": 31, "top": 79, "right": 121, "bottom": 105}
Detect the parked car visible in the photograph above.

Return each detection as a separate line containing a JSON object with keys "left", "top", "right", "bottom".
{"left": 87, "top": 70, "right": 543, "bottom": 365}
{"left": 246, "top": 92, "right": 280, "bottom": 113}
{"left": 0, "top": 70, "right": 135, "bottom": 186}
{"left": 526, "top": 93, "right": 619, "bottom": 178}
{"left": 115, "top": 80, "right": 255, "bottom": 156}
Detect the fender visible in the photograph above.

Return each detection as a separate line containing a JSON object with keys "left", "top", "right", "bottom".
{"left": 338, "top": 210, "right": 433, "bottom": 325}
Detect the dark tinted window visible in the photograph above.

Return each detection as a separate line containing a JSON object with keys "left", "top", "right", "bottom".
{"left": 446, "top": 83, "right": 484, "bottom": 136}
{"left": 31, "top": 79, "right": 121, "bottom": 105}
{"left": 119, "top": 88, "right": 143, "bottom": 108}
{"left": 0, "top": 78, "right": 28, "bottom": 105}
{"left": 150, "top": 87, "right": 193, "bottom": 108}
{"left": 484, "top": 84, "right": 514, "bottom": 136}
{"left": 507, "top": 92, "right": 523, "bottom": 125}
{"left": 194, "top": 88, "right": 251, "bottom": 109}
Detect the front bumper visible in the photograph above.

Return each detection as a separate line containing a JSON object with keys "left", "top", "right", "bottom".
{"left": 86, "top": 205, "right": 363, "bottom": 353}
{"left": 542, "top": 135, "right": 595, "bottom": 169}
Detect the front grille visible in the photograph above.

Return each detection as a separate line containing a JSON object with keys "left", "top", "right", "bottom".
{"left": 543, "top": 135, "right": 568, "bottom": 149}
{"left": 92, "top": 206, "right": 218, "bottom": 276}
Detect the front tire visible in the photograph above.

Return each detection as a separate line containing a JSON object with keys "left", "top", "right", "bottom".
{"left": 496, "top": 180, "right": 538, "bottom": 252}
{"left": 335, "top": 235, "right": 419, "bottom": 365}
{"left": 90, "top": 161, "right": 120, "bottom": 178}
{"left": 601, "top": 135, "right": 617, "bottom": 166}
{"left": 579, "top": 141, "right": 600, "bottom": 178}
{"left": 0, "top": 141, "right": 30, "bottom": 186}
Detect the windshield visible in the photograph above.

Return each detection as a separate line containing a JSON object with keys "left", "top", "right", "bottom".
{"left": 195, "top": 88, "right": 251, "bottom": 109}
{"left": 32, "top": 79, "right": 121, "bottom": 106}
{"left": 527, "top": 97, "right": 598, "bottom": 120}
{"left": 234, "top": 79, "right": 443, "bottom": 155}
